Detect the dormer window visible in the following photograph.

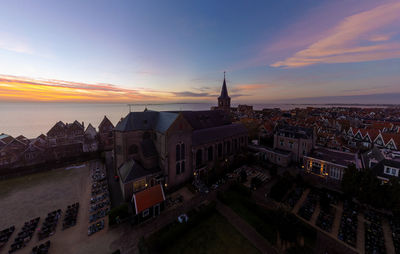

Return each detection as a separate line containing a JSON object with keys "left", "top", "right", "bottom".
{"left": 384, "top": 166, "right": 399, "bottom": 177}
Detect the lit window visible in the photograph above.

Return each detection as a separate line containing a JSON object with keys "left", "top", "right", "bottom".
{"left": 142, "top": 209, "right": 149, "bottom": 217}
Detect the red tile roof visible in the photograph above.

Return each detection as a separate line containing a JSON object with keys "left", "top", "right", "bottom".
{"left": 133, "top": 184, "right": 165, "bottom": 214}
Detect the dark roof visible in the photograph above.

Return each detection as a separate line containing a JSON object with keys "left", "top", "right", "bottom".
{"left": 118, "top": 159, "right": 160, "bottom": 184}
{"left": 249, "top": 145, "right": 291, "bottom": 156}
{"left": 218, "top": 77, "right": 230, "bottom": 99}
{"left": 276, "top": 125, "right": 314, "bottom": 139}
{"left": 179, "top": 110, "right": 231, "bottom": 130}
{"left": 115, "top": 110, "right": 232, "bottom": 132}
{"left": 192, "top": 123, "right": 247, "bottom": 146}
{"left": 141, "top": 139, "right": 158, "bottom": 158}
{"left": 115, "top": 111, "right": 178, "bottom": 133}
{"left": 307, "top": 148, "right": 356, "bottom": 167}
{"left": 361, "top": 147, "right": 385, "bottom": 169}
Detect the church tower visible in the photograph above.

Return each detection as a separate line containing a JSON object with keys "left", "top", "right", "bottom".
{"left": 218, "top": 72, "right": 231, "bottom": 112}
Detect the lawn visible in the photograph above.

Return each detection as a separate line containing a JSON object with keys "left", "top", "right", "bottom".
{"left": 146, "top": 210, "right": 260, "bottom": 254}
{"left": 218, "top": 183, "right": 316, "bottom": 248}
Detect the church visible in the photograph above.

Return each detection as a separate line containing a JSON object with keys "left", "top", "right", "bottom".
{"left": 114, "top": 74, "right": 248, "bottom": 201}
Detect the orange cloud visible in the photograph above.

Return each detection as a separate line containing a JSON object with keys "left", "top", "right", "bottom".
{"left": 234, "top": 84, "right": 272, "bottom": 91}
{"left": 272, "top": 2, "right": 400, "bottom": 68}
{"left": 0, "top": 74, "right": 172, "bottom": 102}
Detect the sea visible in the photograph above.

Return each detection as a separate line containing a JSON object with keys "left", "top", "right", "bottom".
{"left": 0, "top": 102, "right": 391, "bottom": 139}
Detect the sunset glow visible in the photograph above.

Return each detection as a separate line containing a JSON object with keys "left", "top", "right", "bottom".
{"left": 0, "top": 0, "right": 399, "bottom": 103}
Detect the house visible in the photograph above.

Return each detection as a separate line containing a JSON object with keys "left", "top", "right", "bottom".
{"left": 303, "top": 148, "right": 360, "bottom": 183}
{"left": 98, "top": 116, "right": 114, "bottom": 151}
{"left": 273, "top": 125, "right": 315, "bottom": 162}
{"left": 0, "top": 136, "right": 29, "bottom": 167}
{"left": 83, "top": 123, "right": 98, "bottom": 152}
{"left": 118, "top": 159, "right": 162, "bottom": 201}
{"left": 362, "top": 147, "right": 400, "bottom": 183}
{"left": 132, "top": 184, "right": 165, "bottom": 224}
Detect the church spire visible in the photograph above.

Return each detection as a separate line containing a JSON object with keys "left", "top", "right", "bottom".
{"left": 217, "top": 71, "right": 231, "bottom": 112}
{"left": 219, "top": 71, "right": 230, "bottom": 99}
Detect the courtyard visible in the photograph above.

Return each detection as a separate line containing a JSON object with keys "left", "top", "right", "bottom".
{"left": 0, "top": 160, "right": 122, "bottom": 254}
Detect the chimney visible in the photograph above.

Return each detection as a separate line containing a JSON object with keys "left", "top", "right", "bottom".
{"left": 82, "top": 121, "right": 84, "bottom": 129}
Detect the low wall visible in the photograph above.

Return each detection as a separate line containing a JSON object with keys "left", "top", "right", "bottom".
{"left": 0, "top": 152, "right": 101, "bottom": 180}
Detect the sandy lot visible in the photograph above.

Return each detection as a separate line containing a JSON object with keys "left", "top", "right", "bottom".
{"left": 0, "top": 160, "right": 122, "bottom": 254}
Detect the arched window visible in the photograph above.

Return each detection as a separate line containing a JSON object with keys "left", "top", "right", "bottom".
{"left": 128, "top": 144, "right": 138, "bottom": 154}
{"left": 226, "top": 141, "right": 231, "bottom": 154}
{"left": 208, "top": 146, "right": 213, "bottom": 161}
{"left": 176, "top": 162, "right": 181, "bottom": 175}
{"left": 181, "top": 161, "right": 185, "bottom": 173}
{"left": 181, "top": 143, "right": 185, "bottom": 159}
{"left": 234, "top": 139, "right": 238, "bottom": 150}
{"left": 196, "top": 149, "right": 203, "bottom": 168}
{"left": 176, "top": 144, "right": 180, "bottom": 161}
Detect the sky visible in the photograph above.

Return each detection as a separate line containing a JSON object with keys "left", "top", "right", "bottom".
{"left": 0, "top": 0, "right": 399, "bottom": 104}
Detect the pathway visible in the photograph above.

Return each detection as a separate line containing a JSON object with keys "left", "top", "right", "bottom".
{"left": 382, "top": 218, "right": 396, "bottom": 254}
{"left": 331, "top": 201, "right": 343, "bottom": 237}
{"left": 216, "top": 201, "right": 278, "bottom": 254}
{"left": 293, "top": 188, "right": 310, "bottom": 213}
{"left": 310, "top": 202, "right": 320, "bottom": 225}
{"left": 356, "top": 213, "right": 365, "bottom": 254}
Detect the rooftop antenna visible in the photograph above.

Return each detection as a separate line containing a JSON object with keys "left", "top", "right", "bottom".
{"left": 128, "top": 104, "right": 132, "bottom": 112}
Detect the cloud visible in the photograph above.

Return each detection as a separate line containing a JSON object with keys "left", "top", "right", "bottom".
{"left": 171, "top": 91, "right": 213, "bottom": 97}
{"left": 234, "top": 84, "right": 270, "bottom": 91}
{"left": 271, "top": 2, "right": 400, "bottom": 68}
{"left": 0, "top": 74, "right": 170, "bottom": 102}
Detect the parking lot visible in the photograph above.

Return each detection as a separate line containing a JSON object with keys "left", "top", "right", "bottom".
{"left": 0, "top": 160, "right": 121, "bottom": 254}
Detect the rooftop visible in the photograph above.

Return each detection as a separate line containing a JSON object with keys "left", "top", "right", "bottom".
{"left": 306, "top": 147, "right": 357, "bottom": 167}
{"left": 133, "top": 184, "right": 165, "bottom": 214}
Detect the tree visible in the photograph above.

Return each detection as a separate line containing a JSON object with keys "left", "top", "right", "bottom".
{"left": 341, "top": 164, "right": 359, "bottom": 198}
{"left": 240, "top": 170, "right": 247, "bottom": 183}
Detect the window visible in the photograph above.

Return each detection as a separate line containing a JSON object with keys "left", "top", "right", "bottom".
{"left": 142, "top": 209, "right": 149, "bottom": 217}
{"left": 218, "top": 144, "right": 223, "bottom": 158}
{"left": 392, "top": 168, "right": 396, "bottom": 175}
{"left": 226, "top": 141, "right": 231, "bottom": 154}
{"left": 181, "top": 143, "right": 185, "bottom": 159}
{"left": 208, "top": 146, "right": 213, "bottom": 161}
{"left": 176, "top": 142, "right": 186, "bottom": 174}
{"left": 176, "top": 144, "right": 180, "bottom": 161}
{"left": 196, "top": 149, "right": 203, "bottom": 168}
{"left": 133, "top": 179, "right": 146, "bottom": 191}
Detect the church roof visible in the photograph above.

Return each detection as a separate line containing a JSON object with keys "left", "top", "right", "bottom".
{"left": 114, "top": 111, "right": 178, "bottom": 133}
{"left": 192, "top": 123, "right": 247, "bottom": 146}
{"left": 218, "top": 76, "right": 230, "bottom": 99}
{"left": 179, "top": 110, "right": 231, "bottom": 130}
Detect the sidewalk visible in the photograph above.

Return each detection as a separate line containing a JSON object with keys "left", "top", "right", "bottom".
{"left": 216, "top": 201, "right": 278, "bottom": 254}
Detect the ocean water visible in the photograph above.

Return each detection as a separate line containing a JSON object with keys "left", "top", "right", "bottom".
{"left": 0, "top": 102, "right": 388, "bottom": 138}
